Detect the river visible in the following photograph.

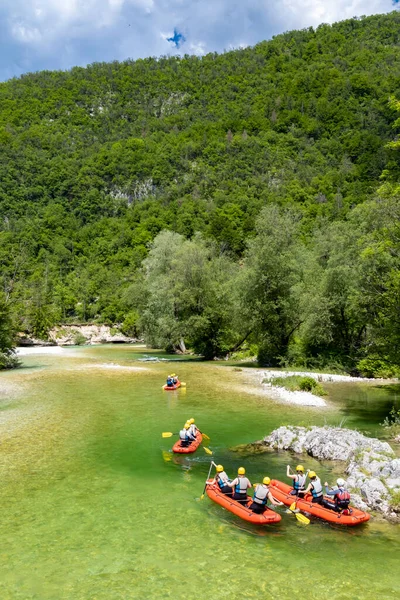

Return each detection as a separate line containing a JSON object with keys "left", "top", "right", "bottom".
{"left": 0, "top": 346, "right": 399, "bottom": 599}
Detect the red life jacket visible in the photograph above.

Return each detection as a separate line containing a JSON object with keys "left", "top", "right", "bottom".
{"left": 336, "top": 488, "right": 350, "bottom": 508}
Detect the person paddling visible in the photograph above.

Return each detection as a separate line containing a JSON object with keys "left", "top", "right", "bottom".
{"left": 250, "top": 477, "right": 284, "bottom": 514}
{"left": 303, "top": 471, "right": 324, "bottom": 504}
{"left": 228, "top": 467, "right": 252, "bottom": 504}
{"left": 323, "top": 478, "right": 351, "bottom": 513}
{"left": 211, "top": 464, "right": 232, "bottom": 496}
{"left": 187, "top": 418, "right": 198, "bottom": 439}
{"left": 179, "top": 422, "right": 195, "bottom": 447}
{"left": 287, "top": 464, "right": 307, "bottom": 497}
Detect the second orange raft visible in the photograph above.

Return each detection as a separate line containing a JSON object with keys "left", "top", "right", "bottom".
{"left": 270, "top": 479, "right": 370, "bottom": 526}
{"left": 172, "top": 431, "right": 203, "bottom": 454}
{"left": 206, "top": 481, "right": 281, "bottom": 525}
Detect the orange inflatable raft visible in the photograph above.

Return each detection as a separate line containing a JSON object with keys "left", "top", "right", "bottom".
{"left": 172, "top": 431, "right": 203, "bottom": 454}
{"left": 270, "top": 480, "right": 370, "bottom": 526}
{"left": 163, "top": 380, "right": 181, "bottom": 390}
{"left": 206, "top": 481, "right": 281, "bottom": 525}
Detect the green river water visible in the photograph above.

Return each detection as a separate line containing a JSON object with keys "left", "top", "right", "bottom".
{"left": 0, "top": 346, "right": 399, "bottom": 599}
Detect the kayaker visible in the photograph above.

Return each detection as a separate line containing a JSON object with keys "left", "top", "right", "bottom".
{"left": 171, "top": 373, "right": 178, "bottom": 384}
{"left": 228, "top": 467, "right": 252, "bottom": 504}
{"left": 287, "top": 464, "right": 307, "bottom": 497}
{"left": 211, "top": 464, "right": 232, "bottom": 496}
{"left": 179, "top": 423, "right": 195, "bottom": 447}
{"left": 323, "top": 478, "right": 351, "bottom": 513}
{"left": 250, "top": 477, "right": 284, "bottom": 514}
{"left": 303, "top": 471, "right": 324, "bottom": 504}
{"left": 166, "top": 375, "right": 174, "bottom": 387}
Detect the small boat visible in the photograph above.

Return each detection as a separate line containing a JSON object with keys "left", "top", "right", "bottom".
{"left": 269, "top": 479, "right": 370, "bottom": 526}
{"left": 206, "top": 481, "right": 281, "bottom": 525}
{"left": 172, "top": 431, "right": 203, "bottom": 454}
{"left": 163, "top": 380, "right": 181, "bottom": 390}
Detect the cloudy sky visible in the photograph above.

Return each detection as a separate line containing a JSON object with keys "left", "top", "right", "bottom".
{"left": 0, "top": 1, "right": 399, "bottom": 81}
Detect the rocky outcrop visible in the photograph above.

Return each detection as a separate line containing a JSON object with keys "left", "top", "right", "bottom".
{"left": 254, "top": 425, "right": 400, "bottom": 521}
{"left": 49, "top": 325, "right": 138, "bottom": 345}
{"left": 17, "top": 325, "right": 140, "bottom": 347}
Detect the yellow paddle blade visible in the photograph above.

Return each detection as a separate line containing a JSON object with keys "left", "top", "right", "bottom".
{"left": 201, "top": 432, "right": 210, "bottom": 441}
{"left": 289, "top": 502, "right": 297, "bottom": 511}
{"left": 203, "top": 446, "right": 213, "bottom": 455}
{"left": 180, "top": 382, "right": 186, "bottom": 387}
{"left": 295, "top": 512, "right": 310, "bottom": 525}
{"left": 162, "top": 432, "right": 174, "bottom": 438}
{"left": 200, "top": 493, "right": 205, "bottom": 500}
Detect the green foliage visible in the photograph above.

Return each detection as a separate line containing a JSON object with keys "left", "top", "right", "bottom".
{"left": 389, "top": 490, "right": 400, "bottom": 510}
{"left": 264, "top": 375, "right": 327, "bottom": 396}
{"left": 356, "top": 357, "right": 399, "bottom": 379}
{"left": 73, "top": 332, "right": 87, "bottom": 346}
{"left": 0, "top": 292, "right": 18, "bottom": 369}
{"left": 2, "top": 14, "right": 400, "bottom": 364}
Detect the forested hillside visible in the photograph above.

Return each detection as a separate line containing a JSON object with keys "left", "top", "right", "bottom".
{"left": 1, "top": 12, "right": 400, "bottom": 373}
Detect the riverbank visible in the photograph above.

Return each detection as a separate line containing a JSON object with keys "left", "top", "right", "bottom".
{"left": 17, "top": 324, "right": 141, "bottom": 347}
{"left": 235, "top": 367, "right": 395, "bottom": 408}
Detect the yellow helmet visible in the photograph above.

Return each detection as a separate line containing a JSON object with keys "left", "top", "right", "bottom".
{"left": 296, "top": 465, "right": 304, "bottom": 472}
{"left": 308, "top": 471, "right": 317, "bottom": 479}
{"left": 189, "top": 418, "right": 195, "bottom": 424}
{"left": 171, "top": 373, "right": 176, "bottom": 377}
{"left": 263, "top": 477, "right": 271, "bottom": 485}
{"left": 238, "top": 467, "right": 246, "bottom": 475}
{"left": 184, "top": 423, "right": 190, "bottom": 429}
{"left": 216, "top": 465, "right": 224, "bottom": 473}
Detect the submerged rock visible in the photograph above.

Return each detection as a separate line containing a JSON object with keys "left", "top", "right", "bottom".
{"left": 252, "top": 425, "right": 399, "bottom": 521}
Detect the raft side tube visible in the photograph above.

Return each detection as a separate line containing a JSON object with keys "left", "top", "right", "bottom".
{"left": 270, "top": 479, "right": 370, "bottom": 526}
{"left": 172, "top": 431, "right": 203, "bottom": 454}
{"left": 206, "top": 481, "right": 281, "bottom": 525}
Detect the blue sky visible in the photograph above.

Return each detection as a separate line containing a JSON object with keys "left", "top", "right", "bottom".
{"left": 0, "top": 1, "right": 399, "bottom": 81}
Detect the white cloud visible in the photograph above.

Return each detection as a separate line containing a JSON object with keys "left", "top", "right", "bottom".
{"left": 0, "top": 1, "right": 398, "bottom": 80}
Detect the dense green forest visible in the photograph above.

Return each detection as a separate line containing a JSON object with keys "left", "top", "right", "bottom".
{"left": 1, "top": 12, "right": 400, "bottom": 373}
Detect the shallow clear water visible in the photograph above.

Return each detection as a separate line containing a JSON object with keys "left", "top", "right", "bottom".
{"left": 0, "top": 346, "right": 399, "bottom": 599}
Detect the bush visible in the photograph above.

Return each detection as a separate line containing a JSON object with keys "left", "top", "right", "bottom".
{"left": 356, "top": 357, "right": 399, "bottom": 379}
{"left": 73, "top": 332, "right": 87, "bottom": 346}
{"left": 0, "top": 351, "right": 20, "bottom": 370}
{"left": 264, "top": 375, "right": 327, "bottom": 396}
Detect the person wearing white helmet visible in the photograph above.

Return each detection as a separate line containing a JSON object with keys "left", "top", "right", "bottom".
{"left": 323, "top": 478, "right": 351, "bottom": 513}
{"left": 250, "top": 477, "right": 284, "bottom": 514}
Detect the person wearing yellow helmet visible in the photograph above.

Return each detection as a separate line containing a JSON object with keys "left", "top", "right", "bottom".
{"left": 286, "top": 464, "right": 307, "bottom": 498}
{"left": 187, "top": 418, "right": 199, "bottom": 439}
{"left": 227, "top": 467, "right": 252, "bottom": 504}
{"left": 179, "top": 422, "right": 196, "bottom": 447}
{"left": 166, "top": 374, "right": 174, "bottom": 387}
{"left": 171, "top": 373, "right": 178, "bottom": 384}
{"left": 303, "top": 471, "right": 324, "bottom": 504}
{"left": 211, "top": 463, "right": 232, "bottom": 496}
{"left": 250, "top": 477, "right": 284, "bottom": 514}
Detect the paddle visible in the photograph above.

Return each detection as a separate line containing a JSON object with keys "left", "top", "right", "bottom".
{"left": 200, "top": 460, "right": 215, "bottom": 500}
{"left": 161, "top": 432, "right": 178, "bottom": 438}
{"left": 203, "top": 446, "right": 213, "bottom": 455}
{"left": 287, "top": 505, "right": 310, "bottom": 525}
{"left": 198, "top": 430, "right": 210, "bottom": 441}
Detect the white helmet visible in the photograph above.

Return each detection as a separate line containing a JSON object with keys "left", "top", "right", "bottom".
{"left": 337, "top": 478, "right": 346, "bottom": 487}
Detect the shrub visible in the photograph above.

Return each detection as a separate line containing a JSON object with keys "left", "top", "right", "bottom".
{"left": 73, "top": 332, "right": 87, "bottom": 346}
{"left": 356, "top": 357, "right": 399, "bottom": 379}
{"left": 0, "top": 351, "right": 20, "bottom": 370}
{"left": 265, "top": 375, "right": 327, "bottom": 396}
